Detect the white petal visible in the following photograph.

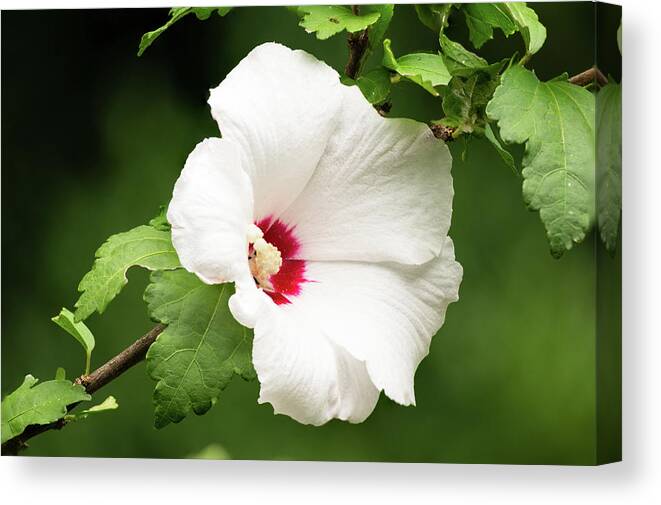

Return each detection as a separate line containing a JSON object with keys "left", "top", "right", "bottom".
{"left": 250, "top": 297, "right": 380, "bottom": 425}
{"left": 227, "top": 276, "right": 267, "bottom": 328}
{"left": 208, "top": 42, "right": 345, "bottom": 221}
{"left": 293, "top": 237, "right": 462, "bottom": 405}
{"left": 280, "top": 85, "right": 454, "bottom": 265}
{"left": 331, "top": 340, "right": 382, "bottom": 422}
{"left": 167, "top": 138, "right": 253, "bottom": 284}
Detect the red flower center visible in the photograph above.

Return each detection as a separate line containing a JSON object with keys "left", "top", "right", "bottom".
{"left": 252, "top": 216, "right": 308, "bottom": 305}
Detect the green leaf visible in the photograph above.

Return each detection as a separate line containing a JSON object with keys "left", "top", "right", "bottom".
{"left": 138, "top": 7, "right": 232, "bottom": 56}
{"left": 463, "top": 3, "right": 517, "bottom": 49}
{"left": 52, "top": 307, "right": 96, "bottom": 375}
{"left": 363, "top": 4, "right": 395, "bottom": 52}
{"left": 55, "top": 367, "right": 66, "bottom": 381}
{"left": 215, "top": 7, "right": 232, "bottom": 16}
{"left": 596, "top": 83, "right": 622, "bottom": 253}
{"left": 486, "top": 65, "right": 595, "bottom": 257}
{"left": 65, "top": 396, "right": 119, "bottom": 422}
{"left": 441, "top": 70, "right": 499, "bottom": 135}
{"left": 382, "top": 39, "right": 451, "bottom": 96}
{"left": 145, "top": 270, "right": 256, "bottom": 428}
{"left": 484, "top": 123, "right": 517, "bottom": 174}
{"left": 1, "top": 375, "right": 90, "bottom": 444}
{"left": 414, "top": 3, "right": 452, "bottom": 32}
{"left": 356, "top": 67, "right": 392, "bottom": 104}
{"left": 440, "top": 34, "right": 488, "bottom": 73}
{"left": 441, "top": 76, "right": 480, "bottom": 133}
{"left": 149, "top": 205, "right": 170, "bottom": 231}
{"left": 501, "top": 2, "right": 547, "bottom": 56}
{"left": 550, "top": 72, "right": 570, "bottom": 82}
{"left": 74, "top": 225, "right": 181, "bottom": 322}
{"left": 298, "top": 5, "right": 380, "bottom": 40}
{"left": 439, "top": 34, "right": 509, "bottom": 79}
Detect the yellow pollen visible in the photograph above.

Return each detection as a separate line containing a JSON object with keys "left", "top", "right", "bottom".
{"left": 248, "top": 236, "right": 282, "bottom": 290}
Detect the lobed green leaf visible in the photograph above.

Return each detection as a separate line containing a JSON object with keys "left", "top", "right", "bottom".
{"left": 463, "top": 3, "right": 517, "bottom": 49}
{"left": 1, "top": 375, "right": 90, "bottom": 444}
{"left": 486, "top": 65, "right": 595, "bottom": 257}
{"left": 74, "top": 225, "right": 181, "bottom": 322}
{"left": 145, "top": 270, "right": 256, "bottom": 428}
{"left": 382, "top": 39, "right": 451, "bottom": 96}
{"left": 461, "top": 3, "right": 545, "bottom": 57}
{"left": 501, "top": 2, "right": 546, "bottom": 56}
{"left": 138, "top": 7, "right": 232, "bottom": 56}
{"left": 297, "top": 5, "right": 380, "bottom": 40}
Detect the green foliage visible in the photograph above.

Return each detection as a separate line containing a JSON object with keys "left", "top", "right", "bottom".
{"left": 414, "top": 3, "right": 452, "bottom": 33}
{"left": 484, "top": 123, "right": 517, "bottom": 174}
{"left": 596, "top": 83, "right": 622, "bottom": 253}
{"left": 439, "top": 34, "right": 509, "bottom": 81}
{"left": 461, "top": 3, "right": 545, "bottom": 58}
{"left": 74, "top": 224, "right": 181, "bottom": 322}
{"left": 356, "top": 68, "right": 392, "bottom": 104}
{"left": 440, "top": 34, "right": 487, "bottom": 73}
{"left": 382, "top": 39, "right": 451, "bottom": 96}
{"left": 1, "top": 375, "right": 90, "bottom": 444}
{"left": 149, "top": 205, "right": 171, "bottom": 231}
{"left": 65, "top": 396, "right": 119, "bottom": 422}
{"left": 441, "top": 70, "right": 499, "bottom": 135}
{"left": 145, "top": 270, "right": 256, "bottom": 428}
{"left": 3, "top": 2, "right": 617, "bottom": 461}
{"left": 462, "top": 3, "right": 517, "bottom": 49}
{"left": 344, "top": 5, "right": 394, "bottom": 79}
{"left": 501, "top": 2, "right": 547, "bottom": 57}
{"left": 363, "top": 4, "right": 395, "bottom": 53}
{"left": 52, "top": 307, "right": 96, "bottom": 374}
{"left": 55, "top": 367, "right": 66, "bottom": 380}
{"left": 138, "top": 7, "right": 232, "bottom": 56}
{"left": 487, "top": 65, "right": 595, "bottom": 257}
{"left": 297, "top": 5, "right": 381, "bottom": 40}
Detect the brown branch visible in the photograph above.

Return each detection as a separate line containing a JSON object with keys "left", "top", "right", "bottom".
{"left": 1, "top": 324, "right": 166, "bottom": 456}
{"left": 75, "top": 324, "right": 165, "bottom": 394}
{"left": 568, "top": 66, "right": 608, "bottom": 87}
{"left": 345, "top": 5, "right": 369, "bottom": 79}
{"left": 430, "top": 124, "right": 457, "bottom": 142}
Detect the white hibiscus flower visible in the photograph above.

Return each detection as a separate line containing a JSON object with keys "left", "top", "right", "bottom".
{"left": 167, "top": 43, "right": 462, "bottom": 426}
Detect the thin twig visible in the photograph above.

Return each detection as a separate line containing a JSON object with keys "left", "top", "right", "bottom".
{"left": 345, "top": 5, "right": 370, "bottom": 79}
{"left": 1, "top": 324, "right": 166, "bottom": 456}
{"left": 568, "top": 66, "right": 608, "bottom": 87}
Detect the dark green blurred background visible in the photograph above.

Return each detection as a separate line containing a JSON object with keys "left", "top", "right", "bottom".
{"left": 1, "top": 3, "right": 621, "bottom": 464}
